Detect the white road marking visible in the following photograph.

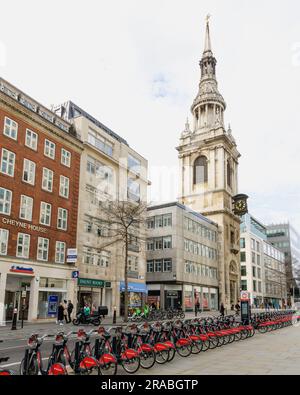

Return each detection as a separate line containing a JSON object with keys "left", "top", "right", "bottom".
{"left": 0, "top": 357, "right": 48, "bottom": 368}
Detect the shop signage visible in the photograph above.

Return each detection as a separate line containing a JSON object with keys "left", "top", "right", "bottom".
{"left": 78, "top": 278, "right": 105, "bottom": 288}
{"left": 48, "top": 295, "right": 58, "bottom": 316}
{"left": 10, "top": 266, "right": 34, "bottom": 275}
{"left": 67, "top": 248, "right": 77, "bottom": 263}
{"left": 1, "top": 217, "right": 47, "bottom": 234}
{"left": 120, "top": 281, "right": 148, "bottom": 294}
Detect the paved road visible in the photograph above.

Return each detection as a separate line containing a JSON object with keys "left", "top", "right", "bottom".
{"left": 138, "top": 324, "right": 300, "bottom": 375}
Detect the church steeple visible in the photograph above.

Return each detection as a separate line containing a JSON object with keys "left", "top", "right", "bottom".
{"left": 191, "top": 16, "right": 226, "bottom": 133}
{"left": 203, "top": 15, "right": 213, "bottom": 56}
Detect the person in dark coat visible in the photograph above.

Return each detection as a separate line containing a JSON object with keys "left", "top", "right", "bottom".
{"left": 57, "top": 302, "right": 64, "bottom": 325}
{"left": 67, "top": 300, "right": 74, "bottom": 323}
{"left": 220, "top": 303, "right": 225, "bottom": 317}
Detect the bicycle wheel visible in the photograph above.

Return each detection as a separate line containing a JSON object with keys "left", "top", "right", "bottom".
{"left": 201, "top": 339, "right": 210, "bottom": 352}
{"left": 121, "top": 356, "right": 140, "bottom": 374}
{"left": 208, "top": 336, "right": 219, "bottom": 349}
{"left": 99, "top": 361, "right": 117, "bottom": 376}
{"left": 20, "top": 355, "right": 39, "bottom": 376}
{"left": 191, "top": 340, "right": 202, "bottom": 354}
{"left": 155, "top": 349, "right": 170, "bottom": 364}
{"left": 80, "top": 365, "right": 101, "bottom": 375}
{"left": 176, "top": 344, "right": 192, "bottom": 357}
{"left": 139, "top": 350, "right": 156, "bottom": 369}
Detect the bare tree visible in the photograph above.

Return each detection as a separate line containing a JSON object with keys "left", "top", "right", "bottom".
{"left": 99, "top": 200, "right": 148, "bottom": 322}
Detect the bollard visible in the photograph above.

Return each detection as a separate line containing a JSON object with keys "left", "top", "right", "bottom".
{"left": 11, "top": 308, "right": 18, "bottom": 330}
{"left": 113, "top": 306, "right": 117, "bottom": 324}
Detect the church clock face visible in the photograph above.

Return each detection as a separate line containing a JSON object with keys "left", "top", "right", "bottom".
{"left": 234, "top": 200, "right": 246, "bottom": 214}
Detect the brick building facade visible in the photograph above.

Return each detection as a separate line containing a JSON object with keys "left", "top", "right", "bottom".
{"left": 0, "top": 78, "right": 83, "bottom": 324}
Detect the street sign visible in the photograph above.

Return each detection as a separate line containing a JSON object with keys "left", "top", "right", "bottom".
{"left": 240, "top": 291, "right": 250, "bottom": 301}
{"left": 67, "top": 248, "right": 77, "bottom": 263}
{"left": 72, "top": 271, "right": 79, "bottom": 279}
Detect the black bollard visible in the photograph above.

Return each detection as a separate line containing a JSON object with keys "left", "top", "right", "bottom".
{"left": 11, "top": 308, "right": 18, "bottom": 330}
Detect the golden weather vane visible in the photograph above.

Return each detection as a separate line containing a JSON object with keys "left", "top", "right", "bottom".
{"left": 206, "top": 14, "right": 211, "bottom": 24}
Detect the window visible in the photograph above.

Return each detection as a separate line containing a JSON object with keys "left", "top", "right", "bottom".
{"left": 256, "top": 241, "right": 260, "bottom": 252}
{"left": 258, "top": 282, "right": 262, "bottom": 293}
{"left": 23, "top": 159, "right": 36, "bottom": 185}
{"left": 163, "top": 214, "right": 172, "bottom": 227}
{"left": 147, "top": 218, "right": 155, "bottom": 229}
{"left": 25, "top": 129, "right": 38, "bottom": 150}
{"left": 163, "top": 259, "right": 172, "bottom": 272}
{"left": 251, "top": 239, "right": 255, "bottom": 250}
{"left": 147, "top": 260, "right": 154, "bottom": 273}
{"left": 241, "top": 266, "right": 247, "bottom": 276}
{"left": 251, "top": 252, "right": 256, "bottom": 264}
{"left": 154, "top": 260, "right": 162, "bottom": 272}
{"left": 128, "top": 154, "right": 141, "bottom": 174}
{"left": 42, "top": 168, "right": 54, "bottom": 192}
{"left": 55, "top": 241, "right": 66, "bottom": 264}
{"left": 0, "top": 149, "right": 15, "bottom": 177}
{"left": 163, "top": 236, "right": 172, "bottom": 249}
{"left": 0, "top": 229, "right": 9, "bottom": 255}
{"left": 252, "top": 266, "right": 256, "bottom": 278}
{"left": 88, "top": 129, "right": 113, "bottom": 156}
{"left": 147, "top": 239, "right": 154, "bottom": 251}
{"left": 227, "top": 160, "right": 232, "bottom": 187}
{"left": 37, "top": 237, "right": 49, "bottom": 261}
{"left": 61, "top": 149, "right": 71, "bottom": 167}
{"left": 240, "top": 238, "right": 245, "bottom": 249}
{"left": 57, "top": 208, "right": 68, "bottom": 230}
{"left": 154, "top": 238, "right": 163, "bottom": 250}
{"left": 44, "top": 139, "right": 56, "bottom": 159}
{"left": 240, "top": 251, "right": 246, "bottom": 262}
{"left": 3, "top": 117, "right": 18, "bottom": 140}
{"left": 155, "top": 216, "right": 163, "bottom": 228}
{"left": 230, "top": 231, "right": 235, "bottom": 244}
{"left": 0, "top": 188, "right": 12, "bottom": 215}
{"left": 253, "top": 280, "right": 257, "bottom": 292}
{"left": 257, "top": 268, "right": 261, "bottom": 279}
{"left": 40, "top": 202, "right": 52, "bottom": 226}
{"left": 59, "top": 176, "right": 70, "bottom": 198}
{"left": 83, "top": 248, "right": 93, "bottom": 265}
{"left": 19, "top": 195, "right": 33, "bottom": 221}
{"left": 127, "top": 178, "right": 140, "bottom": 202}
{"left": 16, "top": 233, "right": 30, "bottom": 258}
{"left": 257, "top": 254, "right": 261, "bottom": 266}
{"left": 241, "top": 280, "right": 247, "bottom": 291}
{"left": 193, "top": 156, "right": 208, "bottom": 184}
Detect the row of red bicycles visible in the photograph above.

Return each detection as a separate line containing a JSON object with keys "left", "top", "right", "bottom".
{"left": 0, "top": 310, "right": 298, "bottom": 376}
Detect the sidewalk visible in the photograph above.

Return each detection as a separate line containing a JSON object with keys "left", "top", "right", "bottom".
{"left": 0, "top": 311, "right": 220, "bottom": 341}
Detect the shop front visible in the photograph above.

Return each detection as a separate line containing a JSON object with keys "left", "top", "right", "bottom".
{"left": 120, "top": 281, "right": 147, "bottom": 316}
{"left": 77, "top": 277, "right": 106, "bottom": 312}
{"left": 0, "top": 261, "right": 76, "bottom": 325}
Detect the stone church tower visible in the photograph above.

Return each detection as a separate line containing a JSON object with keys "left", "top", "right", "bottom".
{"left": 177, "top": 19, "right": 241, "bottom": 309}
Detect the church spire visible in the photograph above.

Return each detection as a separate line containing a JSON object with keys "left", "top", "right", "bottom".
{"left": 190, "top": 16, "right": 226, "bottom": 132}
{"left": 203, "top": 14, "right": 212, "bottom": 55}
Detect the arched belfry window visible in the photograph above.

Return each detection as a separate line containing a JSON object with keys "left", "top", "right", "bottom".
{"left": 227, "top": 160, "right": 232, "bottom": 188}
{"left": 193, "top": 156, "right": 208, "bottom": 184}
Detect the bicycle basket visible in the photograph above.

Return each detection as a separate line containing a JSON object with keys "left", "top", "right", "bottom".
{"left": 27, "top": 334, "right": 38, "bottom": 347}
{"left": 138, "top": 322, "right": 150, "bottom": 334}
{"left": 173, "top": 320, "right": 183, "bottom": 329}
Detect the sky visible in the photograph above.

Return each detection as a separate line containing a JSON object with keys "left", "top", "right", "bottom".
{"left": 0, "top": 0, "right": 300, "bottom": 239}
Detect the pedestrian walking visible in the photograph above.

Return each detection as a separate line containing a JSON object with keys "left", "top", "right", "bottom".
{"left": 57, "top": 302, "right": 64, "bottom": 326}
{"left": 220, "top": 303, "right": 225, "bottom": 317}
{"left": 63, "top": 300, "right": 68, "bottom": 323}
{"left": 67, "top": 300, "right": 74, "bottom": 323}
{"left": 195, "top": 301, "right": 200, "bottom": 317}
